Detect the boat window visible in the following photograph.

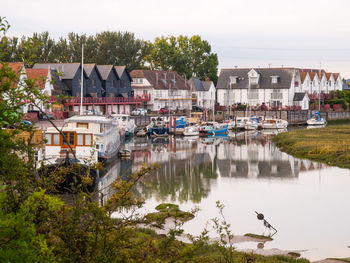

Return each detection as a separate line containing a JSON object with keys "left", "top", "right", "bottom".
{"left": 122, "top": 116, "right": 126, "bottom": 121}
{"left": 62, "top": 132, "right": 68, "bottom": 145}
{"left": 69, "top": 132, "right": 75, "bottom": 145}
{"left": 100, "top": 124, "right": 103, "bottom": 133}
{"left": 96, "top": 144, "right": 99, "bottom": 149}
{"left": 85, "top": 134, "right": 92, "bottom": 145}
{"left": 53, "top": 134, "right": 60, "bottom": 145}
{"left": 77, "top": 134, "right": 84, "bottom": 145}
{"left": 77, "top": 123, "right": 88, "bottom": 129}
{"left": 45, "top": 134, "right": 52, "bottom": 144}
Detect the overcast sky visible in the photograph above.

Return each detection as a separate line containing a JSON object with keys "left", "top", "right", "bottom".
{"left": 3, "top": 0, "right": 350, "bottom": 77}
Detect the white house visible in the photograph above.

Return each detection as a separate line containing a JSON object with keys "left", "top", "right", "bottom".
{"left": 187, "top": 77, "right": 216, "bottom": 110}
{"left": 131, "top": 70, "right": 192, "bottom": 111}
{"left": 216, "top": 67, "right": 342, "bottom": 108}
{"left": 293, "top": 92, "right": 310, "bottom": 110}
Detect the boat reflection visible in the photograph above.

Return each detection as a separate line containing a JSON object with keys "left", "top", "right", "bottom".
{"left": 98, "top": 130, "right": 326, "bottom": 204}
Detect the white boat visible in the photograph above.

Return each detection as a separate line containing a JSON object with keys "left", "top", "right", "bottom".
{"left": 44, "top": 115, "right": 121, "bottom": 163}
{"left": 307, "top": 112, "right": 327, "bottom": 126}
{"left": 183, "top": 126, "right": 199, "bottom": 136}
{"left": 112, "top": 114, "right": 136, "bottom": 136}
{"left": 261, "top": 118, "right": 288, "bottom": 129}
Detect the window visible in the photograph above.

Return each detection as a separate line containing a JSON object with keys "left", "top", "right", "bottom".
{"left": 92, "top": 79, "right": 96, "bottom": 88}
{"left": 248, "top": 89, "right": 259, "bottom": 99}
{"left": 250, "top": 77, "right": 258, "bottom": 85}
{"left": 45, "top": 134, "right": 52, "bottom": 144}
{"left": 77, "top": 134, "right": 84, "bottom": 145}
{"left": 229, "top": 76, "right": 237, "bottom": 84}
{"left": 100, "top": 124, "right": 104, "bottom": 133}
{"left": 271, "top": 89, "right": 282, "bottom": 100}
{"left": 271, "top": 76, "right": 279, "bottom": 84}
{"left": 77, "top": 123, "right": 88, "bottom": 129}
{"left": 53, "top": 134, "right": 59, "bottom": 145}
{"left": 85, "top": 134, "right": 92, "bottom": 145}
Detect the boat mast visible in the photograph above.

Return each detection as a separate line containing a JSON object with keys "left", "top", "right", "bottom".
{"left": 80, "top": 44, "right": 84, "bottom": 115}
{"left": 319, "top": 63, "right": 321, "bottom": 112}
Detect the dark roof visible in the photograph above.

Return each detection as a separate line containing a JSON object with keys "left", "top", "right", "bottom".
{"left": 188, "top": 77, "right": 204, "bottom": 91}
{"left": 33, "top": 63, "right": 85, "bottom": 79}
{"left": 293, "top": 92, "right": 307, "bottom": 102}
{"left": 130, "top": 70, "right": 190, "bottom": 90}
{"left": 96, "top": 65, "right": 119, "bottom": 80}
{"left": 115, "top": 66, "right": 132, "bottom": 81}
{"left": 217, "top": 68, "right": 295, "bottom": 90}
{"left": 202, "top": 81, "right": 213, "bottom": 91}
{"left": 83, "top": 64, "right": 95, "bottom": 77}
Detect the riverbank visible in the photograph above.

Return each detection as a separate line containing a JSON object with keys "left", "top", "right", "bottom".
{"left": 273, "top": 125, "right": 350, "bottom": 169}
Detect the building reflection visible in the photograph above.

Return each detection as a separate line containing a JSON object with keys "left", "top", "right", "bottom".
{"left": 97, "top": 131, "right": 326, "bottom": 204}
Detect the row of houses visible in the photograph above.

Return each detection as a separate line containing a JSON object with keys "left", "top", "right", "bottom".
{"left": 2, "top": 62, "right": 345, "bottom": 115}
{"left": 216, "top": 68, "right": 343, "bottom": 110}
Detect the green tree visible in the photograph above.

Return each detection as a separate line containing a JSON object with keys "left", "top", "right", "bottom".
{"left": 95, "top": 31, "right": 145, "bottom": 70}
{"left": 144, "top": 35, "right": 219, "bottom": 84}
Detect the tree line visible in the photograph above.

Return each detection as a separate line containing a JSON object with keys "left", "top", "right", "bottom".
{"left": 0, "top": 31, "right": 218, "bottom": 83}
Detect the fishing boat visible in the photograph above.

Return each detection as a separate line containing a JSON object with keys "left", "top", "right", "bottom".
{"left": 261, "top": 118, "right": 288, "bottom": 129}
{"left": 307, "top": 111, "right": 327, "bottom": 126}
{"left": 183, "top": 126, "right": 199, "bottom": 136}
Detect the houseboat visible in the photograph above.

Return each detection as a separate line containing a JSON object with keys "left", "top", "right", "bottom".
{"left": 44, "top": 115, "right": 121, "bottom": 163}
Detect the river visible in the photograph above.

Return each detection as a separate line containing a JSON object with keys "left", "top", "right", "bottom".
{"left": 98, "top": 130, "right": 350, "bottom": 261}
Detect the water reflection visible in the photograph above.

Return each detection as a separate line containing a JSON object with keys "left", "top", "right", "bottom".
{"left": 98, "top": 130, "right": 325, "bottom": 204}
{"left": 97, "top": 129, "right": 350, "bottom": 261}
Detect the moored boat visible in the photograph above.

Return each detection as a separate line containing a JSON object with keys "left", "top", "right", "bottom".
{"left": 307, "top": 111, "right": 327, "bottom": 126}
{"left": 261, "top": 118, "right": 288, "bottom": 129}
{"left": 183, "top": 126, "right": 199, "bottom": 136}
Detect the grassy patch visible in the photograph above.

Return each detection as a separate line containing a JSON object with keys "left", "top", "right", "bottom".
{"left": 244, "top": 233, "right": 273, "bottom": 241}
{"left": 326, "top": 258, "right": 350, "bottom": 263}
{"left": 273, "top": 125, "right": 350, "bottom": 169}
{"left": 144, "top": 203, "right": 195, "bottom": 228}
{"left": 288, "top": 252, "right": 301, "bottom": 258}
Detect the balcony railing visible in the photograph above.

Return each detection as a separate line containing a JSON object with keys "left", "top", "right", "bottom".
{"left": 50, "top": 95, "right": 150, "bottom": 104}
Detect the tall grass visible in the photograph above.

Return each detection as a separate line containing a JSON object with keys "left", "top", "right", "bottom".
{"left": 273, "top": 125, "right": 350, "bottom": 169}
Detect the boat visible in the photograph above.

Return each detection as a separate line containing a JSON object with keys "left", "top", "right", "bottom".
{"left": 198, "top": 122, "right": 218, "bottom": 136}
{"left": 44, "top": 115, "right": 121, "bottom": 163}
{"left": 187, "top": 112, "right": 204, "bottom": 125}
{"left": 307, "top": 111, "right": 327, "bottom": 126}
{"left": 207, "top": 124, "right": 228, "bottom": 136}
{"left": 183, "top": 126, "right": 199, "bottom": 136}
{"left": 112, "top": 114, "right": 136, "bottom": 136}
{"left": 151, "top": 131, "right": 169, "bottom": 138}
{"left": 136, "top": 129, "right": 147, "bottom": 137}
{"left": 261, "top": 118, "right": 288, "bottom": 129}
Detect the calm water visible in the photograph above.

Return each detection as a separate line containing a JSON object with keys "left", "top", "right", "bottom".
{"left": 99, "top": 130, "right": 350, "bottom": 261}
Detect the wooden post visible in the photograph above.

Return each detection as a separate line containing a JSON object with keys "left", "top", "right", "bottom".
{"left": 174, "top": 117, "right": 176, "bottom": 134}
{"left": 169, "top": 116, "right": 172, "bottom": 133}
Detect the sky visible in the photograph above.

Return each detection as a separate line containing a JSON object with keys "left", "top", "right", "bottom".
{"left": 3, "top": 0, "right": 350, "bottom": 77}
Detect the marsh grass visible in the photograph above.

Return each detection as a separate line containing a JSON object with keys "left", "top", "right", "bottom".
{"left": 273, "top": 125, "right": 350, "bottom": 169}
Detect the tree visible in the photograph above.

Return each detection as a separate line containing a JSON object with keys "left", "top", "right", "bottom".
{"left": 95, "top": 31, "right": 145, "bottom": 70}
{"left": 144, "top": 35, "right": 219, "bottom": 84}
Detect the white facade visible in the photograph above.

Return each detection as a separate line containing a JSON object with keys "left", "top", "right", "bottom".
{"left": 204, "top": 82, "right": 216, "bottom": 109}
{"left": 131, "top": 73, "right": 192, "bottom": 111}
{"left": 217, "top": 68, "right": 342, "bottom": 108}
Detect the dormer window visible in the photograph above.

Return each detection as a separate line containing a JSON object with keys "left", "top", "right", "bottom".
{"left": 271, "top": 76, "right": 279, "bottom": 84}
{"left": 248, "top": 69, "right": 260, "bottom": 85}
{"left": 250, "top": 77, "right": 258, "bottom": 85}
{"left": 229, "top": 76, "right": 238, "bottom": 84}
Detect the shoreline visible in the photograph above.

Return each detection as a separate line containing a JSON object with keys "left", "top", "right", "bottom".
{"left": 273, "top": 125, "right": 350, "bottom": 169}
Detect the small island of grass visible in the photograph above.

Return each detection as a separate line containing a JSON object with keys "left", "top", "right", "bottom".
{"left": 244, "top": 233, "right": 273, "bottom": 241}
{"left": 273, "top": 125, "right": 350, "bottom": 169}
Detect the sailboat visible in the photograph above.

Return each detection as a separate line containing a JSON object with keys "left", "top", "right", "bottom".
{"left": 307, "top": 70, "right": 327, "bottom": 126}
